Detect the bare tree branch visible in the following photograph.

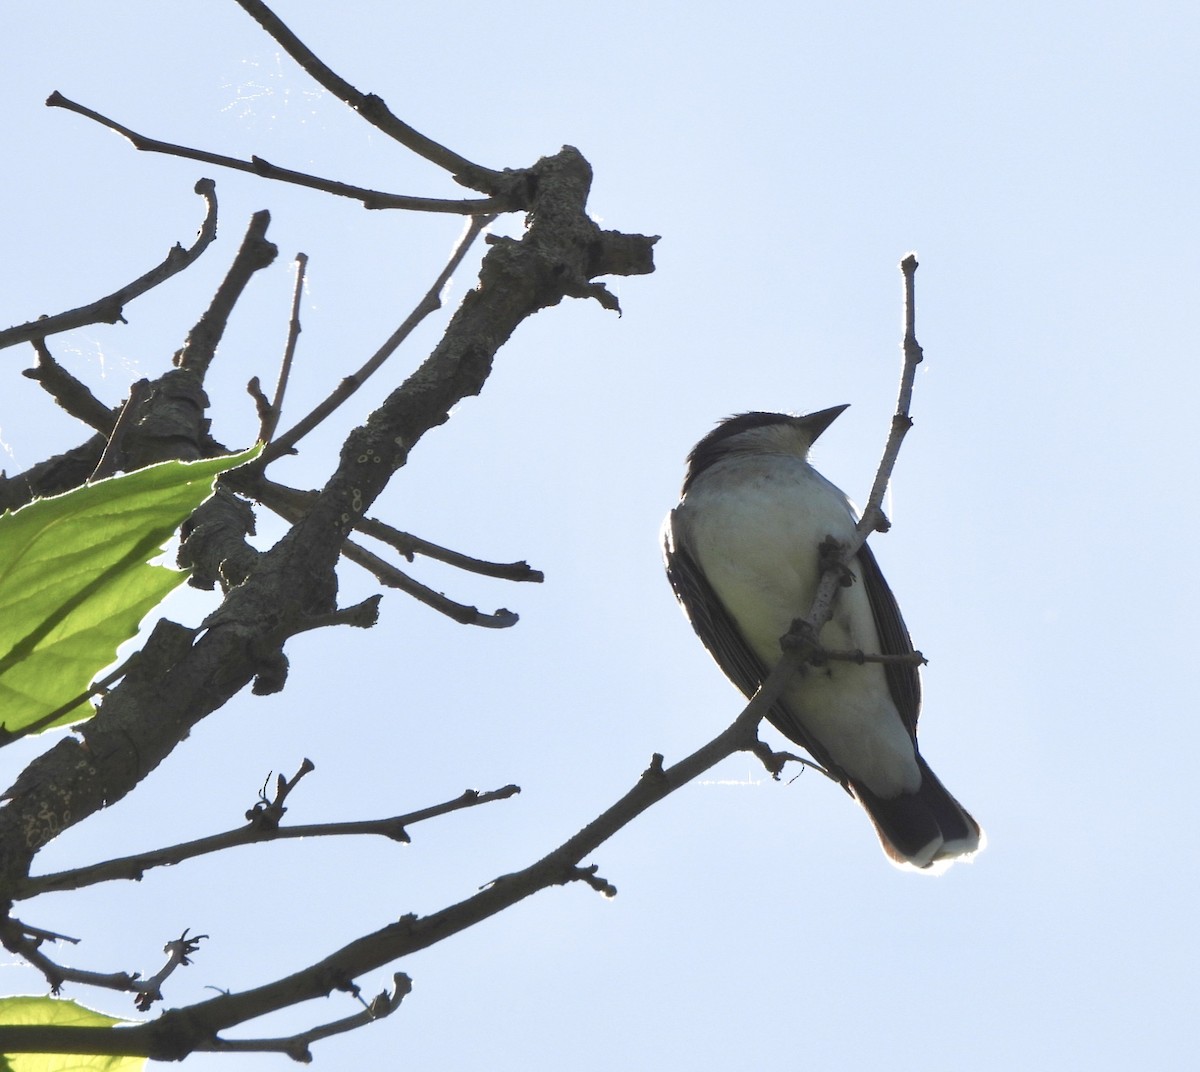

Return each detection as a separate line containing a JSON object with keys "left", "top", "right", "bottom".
{"left": 134, "top": 930, "right": 207, "bottom": 1011}
{"left": 174, "top": 210, "right": 278, "bottom": 380}
{"left": 22, "top": 339, "right": 117, "bottom": 432}
{"left": 204, "top": 975, "right": 411, "bottom": 1061}
{"left": 325, "top": 537, "right": 520, "bottom": 628}
{"left": 0, "top": 179, "right": 218, "bottom": 352}
{"left": 855, "top": 252, "right": 924, "bottom": 540}
{"left": 16, "top": 784, "right": 520, "bottom": 899}
{"left": 0, "top": 916, "right": 141, "bottom": 996}
{"left": 783, "top": 255, "right": 927, "bottom": 636}
{"left": 87, "top": 379, "right": 150, "bottom": 481}
{"left": 230, "top": 0, "right": 511, "bottom": 195}
{"left": 45, "top": 91, "right": 511, "bottom": 215}
{"left": 257, "top": 253, "right": 308, "bottom": 443}
{"left": 354, "top": 515, "right": 545, "bottom": 583}
{"left": 257, "top": 212, "right": 495, "bottom": 465}
{"left": 247, "top": 476, "right": 543, "bottom": 582}
{"left": 246, "top": 479, "right": 522, "bottom": 626}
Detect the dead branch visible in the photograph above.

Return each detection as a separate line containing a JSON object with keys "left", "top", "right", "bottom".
{"left": 12, "top": 778, "right": 520, "bottom": 899}
{"left": 0, "top": 179, "right": 218, "bottom": 352}
{"left": 257, "top": 213, "right": 495, "bottom": 465}
{"left": 354, "top": 515, "right": 545, "bottom": 583}
{"left": 256, "top": 253, "right": 308, "bottom": 443}
{"left": 45, "top": 91, "right": 510, "bottom": 215}
{"left": 175, "top": 210, "right": 278, "bottom": 379}
{"left": 23, "top": 339, "right": 117, "bottom": 432}
{"left": 134, "top": 930, "right": 208, "bottom": 1011}
{"left": 231, "top": 0, "right": 510, "bottom": 195}
{"left": 787, "top": 256, "right": 927, "bottom": 633}
{"left": 0, "top": 916, "right": 142, "bottom": 998}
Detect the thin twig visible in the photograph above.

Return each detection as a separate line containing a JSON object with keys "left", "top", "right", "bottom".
{"left": 16, "top": 785, "right": 520, "bottom": 899}
{"left": 203, "top": 975, "right": 411, "bottom": 1062}
{"left": 857, "top": 253, "right": 924, "bottom": 538}
{"left": 899, "top": 254, "right": 925, "bottom": 406}
{"left": 0, "top": 179, "right": 218, "bottom": 352}
{"left": 312, "top": 530, "right": 519, "bottom": 627}
{"left": 0, "top": 918, "right": 141, "bottom": 996}
{"left": 243, "top": 476, "right": 531, "bottom": 623}
{"left": 248, "top": 476, "right": 542, "bottom": 582}
{"left": 258, "top": 213, "right": 494, "bottom": 466}
{"left": 88, "top": 379, "right": 150, "bottom": 481}
{"left": 258, "top": 253, "right": 308, "bottom": 443}
{"left": 13, "top": 922, "right": 80, "bottom": 946}
{"left": 795, "top": 255, "right": 927, "bottom": 632}
{"left": 222, "top": 460, "right": 525, "bottom": 627}
{"left": 45, "top": 91, "right": 509, "bottom": 215}
{"left": 805, "top": 646, "right": 926, "bottom": 668}
{"left": 246, "top": 376, "right": 272, "bottom": 423}
{"left": 354, "top": 515, "right": 544, "bottom": 582}
{"left": 230, "top": 0, "right": 509, "bottom": 194}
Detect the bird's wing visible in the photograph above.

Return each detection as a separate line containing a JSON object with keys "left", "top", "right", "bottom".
{"left": 855, "top": 541, "right": 922, "bottom": 738}
{"left": 664, "top": 535, "right": 770, "bottom": 703}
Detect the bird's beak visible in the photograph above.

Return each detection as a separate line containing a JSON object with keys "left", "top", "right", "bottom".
{"left": 799, "top": 404, "right": 850, "bottom": 442}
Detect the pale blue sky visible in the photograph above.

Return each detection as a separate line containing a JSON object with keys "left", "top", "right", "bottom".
{"left": 3, "top": 2, "right": 1198, "bottom": 1069}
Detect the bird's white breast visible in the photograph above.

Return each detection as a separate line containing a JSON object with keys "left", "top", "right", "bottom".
{"left": 674, "top": 452, "right": 920, "bottom": 795}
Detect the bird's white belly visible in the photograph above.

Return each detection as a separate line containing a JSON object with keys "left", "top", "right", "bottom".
{"left": 680, "top": 460, "right": 919, "bottom": 795}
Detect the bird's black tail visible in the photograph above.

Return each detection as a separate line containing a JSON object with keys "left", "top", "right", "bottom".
{"left": 850, "top": 756, "right": 983, "bottom": 871}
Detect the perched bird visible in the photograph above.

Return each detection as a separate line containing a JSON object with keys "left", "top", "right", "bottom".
{"left": 663, "top": 407, "right": 982, "bottom": 871}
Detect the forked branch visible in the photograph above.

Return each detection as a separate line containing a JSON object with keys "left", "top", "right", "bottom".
{"left": 23, "top": 779, "right": 519, "bottom": 899}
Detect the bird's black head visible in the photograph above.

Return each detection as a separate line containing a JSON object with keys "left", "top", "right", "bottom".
{"left": 680, "top": 405, "right": 848, "bottom": 494}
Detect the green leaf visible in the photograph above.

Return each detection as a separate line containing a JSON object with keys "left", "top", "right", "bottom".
{"left": 0, "top": 448, "right": 260, "bottom": 737}
{"left": 0, "top": 996, "right": 145, "bottom": 1072}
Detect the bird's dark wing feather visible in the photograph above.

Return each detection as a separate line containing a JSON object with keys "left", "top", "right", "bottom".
{"left": 854, "top": 542, "right": 921, "bottom": 738}
{"left": 664, "top": 536, "right": 768, "bottom": 702}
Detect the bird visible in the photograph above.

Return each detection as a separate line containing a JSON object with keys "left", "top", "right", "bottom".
{"left": 663, "top": 406, "right": 982, "bottom": 871}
